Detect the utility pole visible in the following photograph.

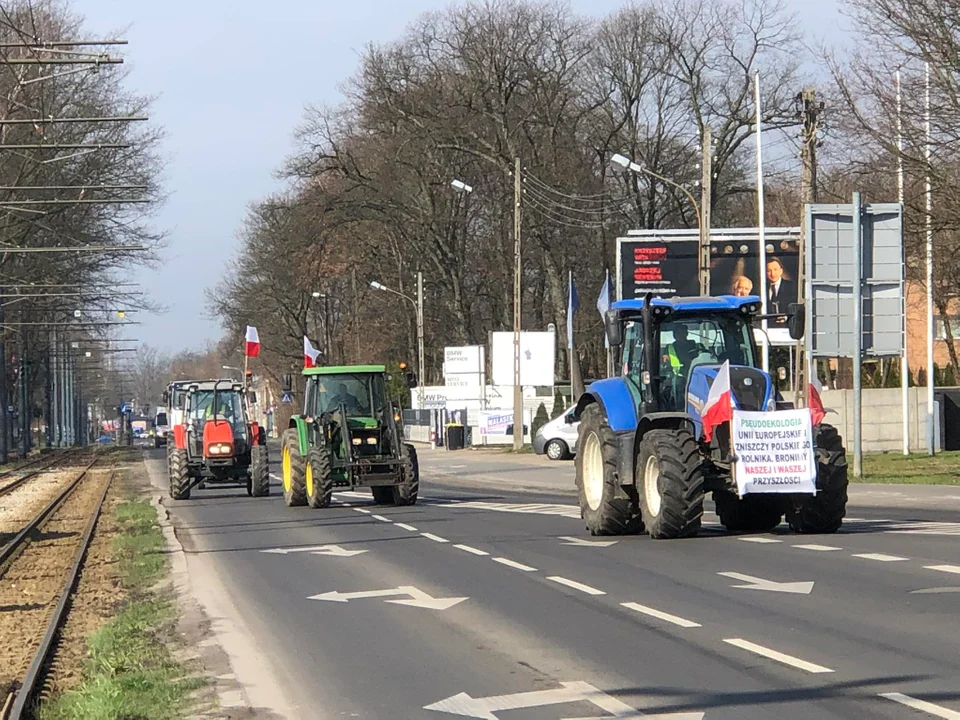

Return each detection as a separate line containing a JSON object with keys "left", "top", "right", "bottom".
{"left": 796, "top": 88, "right": 824, "bottom": 405}
{"left": 417, "top": 270, "right": 425, "bottom": 393}
{"left": 513, "top": 156, "right": 523, "bottom": 451}
{"left": 700, "top": 126, "right": 713, "bottom": 296}
{"left": 352, "top": 268, "right": 361, "bottom": 364}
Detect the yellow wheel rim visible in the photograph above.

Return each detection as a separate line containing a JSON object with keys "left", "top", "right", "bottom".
{"left": 306, "top": 462, "right": 314, "bottom": 498}
{"left": 282, "top": 446, "right": 292, "bottom": 493}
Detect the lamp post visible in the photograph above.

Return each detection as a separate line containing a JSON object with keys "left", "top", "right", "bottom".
{"left": 370, "top": 276, "right": 424, "bottom": 392}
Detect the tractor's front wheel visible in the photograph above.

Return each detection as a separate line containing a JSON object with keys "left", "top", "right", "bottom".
{"left": 392, "top": 444, "right": 419, "bottom": 506}
{"left": 788, "top": 424, "right": 849, "bottom": 533}
{"left": 250, "top": 444, "right": 270, "bottom": 497}
{"left": 575, "top": 404, "right": 642, "bottom": 536}
{"left": 281, "top": 429, "right": 307, "bottom": 507}
{"left": 636, "top": 428, "right": 704, "bottom": 539}
{"left": 168, "top": 449, "right": 191, "bottom": 500}
{"left": 306, "top": 447, "right": 334, "bottom": 508}
{"left": 714, "top": 491, "right": 783, "bottom": 532}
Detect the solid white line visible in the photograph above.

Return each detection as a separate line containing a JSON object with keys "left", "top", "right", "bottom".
{"left": 880, "top": 692, "right": 960, "bottom": 719}
{"left": 621, "top": 602, "right": 701, "bottom": 628}
{"left": 454, "top": 544, "right": 489, "bottom": 556}
{"left": 354, "top": 508, "right": 371, "bottom": 514}
{"left": 724, "top": 638, "right": 833, "bottom": 674}
{"left": 739, "top": 537, "right": 782, "bottom": 544}
{"left": 372, "top": 514, "right": 392, "bottom": 523}
{"left": 853, "top": 553, "right": 909, "bottom": 562}
{"left": 395, "top": 523, "right": 418, "bottom": 532}
{"left": 793, "top": 544, "right": 842, "bottom": 552}
{"left": 926, "top": 564, "right": 960, "bottom": 575}
{"left": 547, "top": 576, "right": 606, "bottom": 596}
{"left": 493, "top": 557, "right": 537, "bottom": 572}
{"left": 421, "top": 532, "right": 449, "bottom": 543}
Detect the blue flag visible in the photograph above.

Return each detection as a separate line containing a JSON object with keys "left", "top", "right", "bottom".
{"left": 597, "top": 269, "right": 611, "bottom": 348}
{"left": 567, "top": 271, "right": 579, "bottom": 350}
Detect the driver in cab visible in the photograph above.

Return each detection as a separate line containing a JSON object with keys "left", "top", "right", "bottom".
{"left": 327, "top": 382, "right": 362, "bottom": 414}
{"left": 665, "top": 326, "right": 701, "bottom": 377}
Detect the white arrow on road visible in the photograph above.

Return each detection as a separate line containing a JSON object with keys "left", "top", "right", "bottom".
{"left": 425, "top": 680, "right": 704, "bottom": 719}
{"left": 308, "top": 585, "right": 468, "bottom": 610}
{"left": 558, "top": 536, "right": 618, "bottom": 548}
{"left": 718, "top": 571, "right": 814, "bottom": 595}
{"left": 261, "top": 544, "right": 367, "bottom": 557}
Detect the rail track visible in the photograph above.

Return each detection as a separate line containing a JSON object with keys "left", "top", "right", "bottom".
{"left": 0, "top": 451, "right": 76, "bottom": 499}
{"left": 0, "top": 453, "right": 113, "bottom": 720}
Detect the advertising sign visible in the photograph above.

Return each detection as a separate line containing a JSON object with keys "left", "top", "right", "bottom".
{"left": 491, "top": 331, "right": 556, "bottom": 387}
{"left": 731, "top": 409, "right": 817, "bottom": 496}
{"left": 444, "top": 346, "right": 483, "bottom": 373}
{"left": 479, "top": 410, "right": 514, "bottom": 436}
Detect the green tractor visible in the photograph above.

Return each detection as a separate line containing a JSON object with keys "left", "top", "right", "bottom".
{"left": 280, "top": 365, "right": 420, "bottom": 508}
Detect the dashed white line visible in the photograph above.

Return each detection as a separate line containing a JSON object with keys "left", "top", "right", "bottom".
{"left": 621, "top": 602, "right": 701, "bottom": 628}
{"left": 493, "top": 557, "right": 537, "bottom": 572}
{"left": 723, "top": 638, "right": 833, "bottom": 674}
{"left": 547, "top": 576, "right": 606, "bottom": 596}
{"left": 879, "top": 692, "right": 960, "bottom": 719}
{"left": 421, "top": 532, "right": 449, "bottom": 543}
{"left": 926, "top": 564, "right": 960, "bottom": 575}
{"left": 454, "top": 544, "right": 489, "bottom": 556}
{"left": 738, "top": 537, "right": 782, "bottom": 544}
{"left": 852, "top": 553, "right": 909, "bottom": 562}
{"left": 793, "top": 544, "right": 841, "bottom": 552}
{"left": 340, "top": 503, "right": 352, "bottom": 508}
{"left": 372, "top": 514, "right": 392, "bottom": 523}
{"left": 395, "top": 523, "right": 418, "bottom": 532}
{"left": 354, "top": 508, "right": 371, "bottom": 515}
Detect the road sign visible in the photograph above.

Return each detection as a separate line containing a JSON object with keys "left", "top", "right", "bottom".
{"left": 280, "top": 392, "right": 293, "bottom": 404}
{"left": 424, "top": 680, "right": 704, "bottom": 718}
{"left": 308, "top": 585, "right": 467, "bottom": 610}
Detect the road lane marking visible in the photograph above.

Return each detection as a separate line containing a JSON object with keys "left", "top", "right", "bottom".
{"left": 261, "top": 545, "right": 366, "bottom": 557}
{"left": 547, "top": 576, "right": 606, "bottom": 596}
{"left": 879, "top": 692, "right": 960, "bottom": 718}
{"left": 911, "top": 587, "right": 960, "bottom": 594}
{"left": 421, "top": 532, "right": 449, "bottom": 543}
{"left": 559, "top": 536, "right": 618, "bottom": 547}
{"left": 395, "top": 523, "right": 418, "bottom": 532}
{"left": 723, "top": 638, "right": 833, "bottom": 674}
{"left": 340, "top": 503, "right": 352, "bottom": 507}
{"left": 309, "top": 585, "right": 468, "bottom": 610}
{"left": 372, "top": 514, "right": 392, "bottom": 523}
{"left": 621, "top": 602, "right": 701, "bottom": 628}
{"left": 441, "top": 500, "right": 582, "bottom": 519}
{"left": 354, "top": 508, "right": 371, "bottom": 514}
{"left": 454, "top": 544, "right": 489, "bottom": 556}
{"left": 719, "top": 571, "right": 814, "bottom": 594}
{"left": 793, "top": 544, "right": 842, "bottom": 552}
{"left": 852, "top": 553, "right": 909, "bottom": 562}
{"left": 493, "top": 557, "right": 537, "bottom": 572}
{"left": 738, "top": 537, "right": 782, "bottom": 544}
{"left": 926, "top": 564, "right": 960, "bottom": 575}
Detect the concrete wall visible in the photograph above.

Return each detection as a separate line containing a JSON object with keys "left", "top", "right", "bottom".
{"left": 818, "top": 387, "right": 939, "bottom": 453}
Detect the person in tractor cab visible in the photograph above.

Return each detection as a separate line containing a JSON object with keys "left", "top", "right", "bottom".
{"left": 328, "top": 382, "right": 363, "bottom": 414}
{"left": 666, "top": 326, "right": 701, "bottom": 376}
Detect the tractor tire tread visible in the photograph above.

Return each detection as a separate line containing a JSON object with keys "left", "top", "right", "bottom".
{"left": 281, "top": 429, "right": 307, "bottom": 507}
{"left": 639, "top": 429, "right": 704, "bottom": 539}
{"left": 393, "top": 444, "right": 419, "bottom": 506}
{"left": 788, "top": 424, "right": 848, "bottom": 534}
{"left": 250, "top": 444, "right": 270, "bottom": 497}
{"left": 306, "top": 447, "right": 334, "bottom": 508}
{"left": 168, "top": 449, "right": 191, "bottom": 500}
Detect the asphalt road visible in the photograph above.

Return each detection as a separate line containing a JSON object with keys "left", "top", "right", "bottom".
{"left": 146, "top": 445, "right": 960, "bottom": 720}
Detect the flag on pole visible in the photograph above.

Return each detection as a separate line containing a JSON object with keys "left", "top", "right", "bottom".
{"left": 244, "top": 326, "right": 260, "bottom": 357}
{"left": 597, "top": 269, "right": 611, "bottom": 349}
{"left": 701, "top": 360, "right": 733, "bottom": 442}
{"left": 567, "top": 272, "right": 580, "bottom": 350}
{"left": 808, "top": 364, "right": 832, "bottom": 426}
{"left": 304, "top": 336, "right": 321, "bottom": 369}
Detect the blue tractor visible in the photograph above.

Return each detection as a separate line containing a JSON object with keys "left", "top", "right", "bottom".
{"left": 573, "top": 294, "right": 848, "bottom": 539}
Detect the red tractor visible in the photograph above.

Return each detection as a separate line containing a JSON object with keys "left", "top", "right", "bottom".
{"left": 168, "top": 379, "right": 270, "bottom": 500}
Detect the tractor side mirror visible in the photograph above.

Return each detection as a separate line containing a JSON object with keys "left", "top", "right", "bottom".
{"left": 247, "top": 391, "right": 258, "bottom": 406}
{"left": 281, "top": 373, "right": 293, "bottom": 393}
{"left": 405, "top": 372, "right": 419, "bottom": 389}
{"left": 787, "top": 303, "right": 805, "bottom": 340}
{"left": 162, "top": 390, "right": 169, "bottom": 405}
{"left": 604, "top": 310, "right": 623, "bottom": 347}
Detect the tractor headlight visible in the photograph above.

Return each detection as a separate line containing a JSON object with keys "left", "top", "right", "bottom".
{"left": 352, "top": 438, "right": 363, "bottom": 446}
{"left": 366, "top": 437, "right": 377, "bottom": 445}
{"left": 207, "top": 443, "right": 232, "bottom": 455}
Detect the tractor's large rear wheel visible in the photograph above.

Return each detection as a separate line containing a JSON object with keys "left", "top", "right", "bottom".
{"left": 306, "top": 447, "right": 334, "bottom": 508}
{"left": 575, "top": 404, "right": 642, "bottom": 536}
{"left": 392, "top": 444, "right": 419, "bottom": 506}
{"left": 788, "top": 424, "right": 848, "bottom": 533}
{"left": 168, "top": 449, "right": 191, "bottom": 500}
{"left": 714, "top": 491, "right": 783, "bottom": 532}
{"left": 281, "top": 429, "right": 307, "bottom": 507}
{"left": 636, "top": 428, "right": 704, "bottom": 539}
{"left": 250, "top": 444, "right": 270, "bottom": 497}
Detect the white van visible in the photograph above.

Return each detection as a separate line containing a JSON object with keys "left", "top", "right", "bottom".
{"left": 532, "top": 406, "right": 580, "bottom": 461}
{"left": 153, "top": 407, "right": 170, "bottom": 448}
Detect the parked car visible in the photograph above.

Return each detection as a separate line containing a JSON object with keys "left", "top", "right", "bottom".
{"left": 533, "top": 406, "right": 579, "bottom": 460}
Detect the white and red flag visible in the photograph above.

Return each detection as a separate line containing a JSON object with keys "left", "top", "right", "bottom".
{"left": 808, "top": 369, "right": 828, "bottom": 426}
{"left": 244, "top": 326, "right": 260, "bottom": 357}
{"left": 702, "top": 360, "right": 733, "bottom": 442}
{"left": 303, "top": 336, "right": 321, "bottom": 368}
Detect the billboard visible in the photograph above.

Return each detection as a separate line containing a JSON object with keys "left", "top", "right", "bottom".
{"left": 490, "top": 331, "right": 556, "bottom": 387}
{"left": 443, "top": 345, "right": 485, "bottom": 387}
{"left": 617, "top": 228, "right": 801, "bottom": 334}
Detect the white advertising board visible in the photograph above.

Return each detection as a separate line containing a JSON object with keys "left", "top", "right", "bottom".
{"left": 444, "top": 345, "right": 485, "bottom": 387}
{"left": 491, "top": 331, "right": 556, "bottom": 387}
{"left": 732, "top": 409, "right": 817, "bottom": 496}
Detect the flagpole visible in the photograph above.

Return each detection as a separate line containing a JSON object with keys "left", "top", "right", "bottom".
{"left": 605, "top": 268, "right": 614, "bottom": 378}
{"left": 568, "top": 269, "right": 575, "bottom": 401}
{"left": 755, "top": 70, "right": 769, "bottom": 373}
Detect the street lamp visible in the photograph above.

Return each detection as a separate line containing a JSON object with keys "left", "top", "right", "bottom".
{"left": 370, "top": 276, "right": 424, "bottom": 393}
{"left": 450, "top": 179, "right": 473, "bottom": 194}
{"left": 222, "top": 365, "right": 241, "bottom": 378}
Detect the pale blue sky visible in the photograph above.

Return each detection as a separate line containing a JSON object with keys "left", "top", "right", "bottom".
{"left": 75, "top": 0, "right": 849, "bottom": 353}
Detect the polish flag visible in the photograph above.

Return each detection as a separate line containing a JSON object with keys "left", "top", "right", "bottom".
{"left": 303, "top": 336, "right": 321, "bottom": 368}
{"left": 808, "top": 371, "right": 827, "bottom": 426}
{"left": 244, "top": 326, "right": 260, "bottom": 357}
{"left": 702, "top": 360, "right": 733, "bottom": 442}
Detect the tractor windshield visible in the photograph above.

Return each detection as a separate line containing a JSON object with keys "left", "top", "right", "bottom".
{"left": 310, "top": 374, "right": 387, "bottom": 418}
{"left": 189, "top": 390, "right": 247, "bottom": 437}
